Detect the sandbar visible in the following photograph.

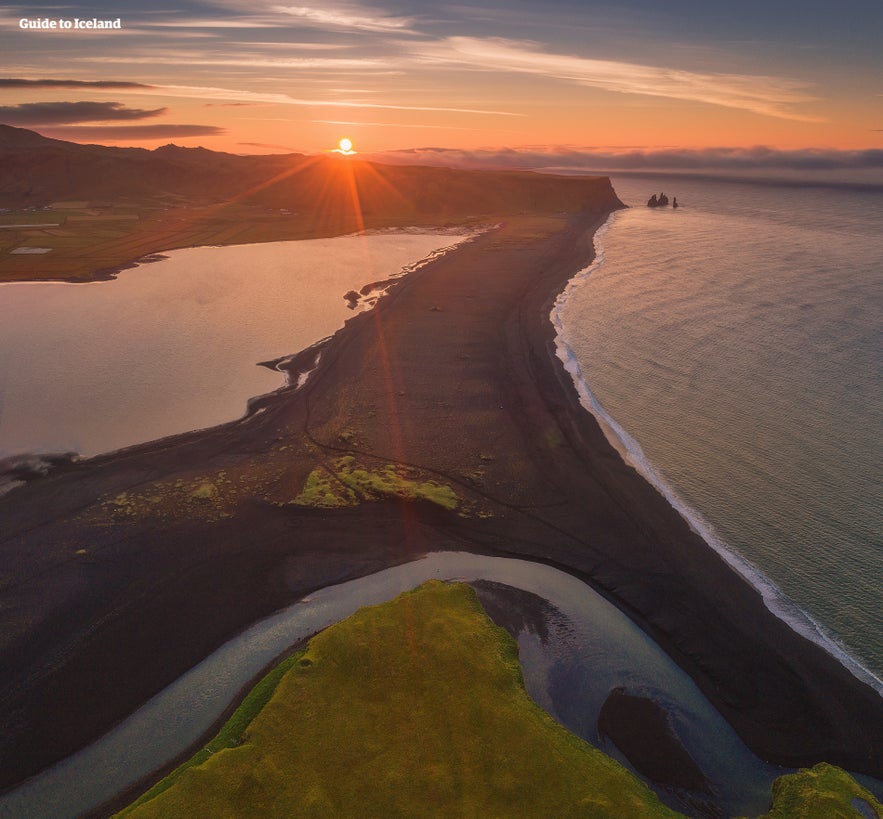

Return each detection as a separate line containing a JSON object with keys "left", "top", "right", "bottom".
{"left": 0, "top": 189, "right": 880, "bottom": 795}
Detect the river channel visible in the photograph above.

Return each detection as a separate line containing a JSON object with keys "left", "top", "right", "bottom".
{"left": 0, "top": 552, "right": 788, "bottom": 818}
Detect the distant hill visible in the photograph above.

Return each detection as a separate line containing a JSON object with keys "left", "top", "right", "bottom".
{"left": 0, "top": 124, "right": 621, "bottom": 216}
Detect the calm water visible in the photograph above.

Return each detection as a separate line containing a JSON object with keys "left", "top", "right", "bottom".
{"left": 0, "top": 231, "right": 467, "bottom": 459}
{"left": 555, "top": 174, "right": 883, "bottom": 681}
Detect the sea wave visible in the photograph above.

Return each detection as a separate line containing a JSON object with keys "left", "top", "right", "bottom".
{"left": 550, "top": 211, "right": 883, "bottom": 695}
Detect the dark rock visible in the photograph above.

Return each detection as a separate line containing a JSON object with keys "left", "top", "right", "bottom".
{"left": 598, "top": 687, "right": 711, "bottom": 794}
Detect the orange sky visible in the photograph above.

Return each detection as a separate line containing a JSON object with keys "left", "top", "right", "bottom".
{"left": 1, "top": 1, "right": 880, "bottom": 170}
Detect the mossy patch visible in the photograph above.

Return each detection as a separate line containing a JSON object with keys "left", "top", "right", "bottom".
{"left": 119, "top": 581, "right": 676, "bottom": 818}
{"left": 292, "top": 456, "right": 459, "bottom": 511}
{"left": 92, "top": 465, "right": 285, "bottom": 524}
{"left": 750, "top": 762, "right": 882, "bottom": 819}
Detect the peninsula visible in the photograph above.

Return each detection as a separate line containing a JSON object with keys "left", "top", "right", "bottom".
{"left": 0, "top": 128, "right": 880, "bottom": 804}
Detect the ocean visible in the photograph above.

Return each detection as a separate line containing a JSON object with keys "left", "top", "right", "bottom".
{"left": 554, "top": 173, "right": 883, "bottom": 684}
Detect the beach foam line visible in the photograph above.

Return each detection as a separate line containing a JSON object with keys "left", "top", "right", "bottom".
{"left": 550, "top": 211, "right": 883, "bottom": 696}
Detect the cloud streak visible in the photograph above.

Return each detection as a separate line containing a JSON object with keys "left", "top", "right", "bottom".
{"left": 0, "top": 78, "right": 155, "bottom": 89}
{"left": 0, "top": 75, "right": 520, "bottom": 118}
{"left": 0, "top": 101, "right": 166, "bottom": 125}
{"left": 40, "top": 124, "right": 226, "bottom": 140}
{"left": 120, "top": 82, "right": 523, "bottom": 117}
{"left": 413, "top": 37, "right": 821, "bottom": 121}
{"left": 275, "top": 4, "right": 416, "bottom": 34}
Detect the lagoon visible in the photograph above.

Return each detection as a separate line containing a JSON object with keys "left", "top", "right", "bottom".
{"left": 0, "top": 232, "right": 467, "bottom": 459}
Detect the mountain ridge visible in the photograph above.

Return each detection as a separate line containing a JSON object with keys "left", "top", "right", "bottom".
{"left": 0, "top": 124, "right": 620, "bottom": 217}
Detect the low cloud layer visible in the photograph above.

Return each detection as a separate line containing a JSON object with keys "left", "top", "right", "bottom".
{"left": 40, "top": 124, "right": 225, "bottom": 140}
{"left": 373, "top": 145, "right": 883, "bottom": 173}
{"left": 0, "top": 101, "right": 166, "bottom": 125}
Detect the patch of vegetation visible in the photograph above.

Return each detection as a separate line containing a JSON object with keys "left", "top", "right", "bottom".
{"left": 119, "top": 581, "right": 677, "bottom": 818}
{"left": 118, "top": 651, "right": 304, "bottom": 816}
{"left": 94, "top": 465, "right": 284, "bottom": 524}
{"left": 292, "top": 456, "right": 459, "bottom": 511}
{"left": 0, "top": 194, "right": 483, "bottom": 284}
{"left": 750, "top": 762, "right": 882, "bottom": 819}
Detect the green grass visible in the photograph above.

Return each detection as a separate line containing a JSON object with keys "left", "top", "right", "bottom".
{"left": 118, "top": 652, "right": 304, "bottom": 816}
{"left": 119, "top": 581, "right": 678, "bottom": 818}
{"left": 750, "top": 762, "right": 882, "bottom": 819}
{"left": 293, "top": 455, "right": 459, "bottom": 511}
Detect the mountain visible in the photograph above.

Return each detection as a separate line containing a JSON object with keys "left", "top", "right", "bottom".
{"left": 0, "top": 124, "right": 620, "bottom": 216}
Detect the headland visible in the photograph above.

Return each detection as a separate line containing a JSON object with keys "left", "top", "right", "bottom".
{"left": 0, "top": 136, "right": 880, "bottom": 798}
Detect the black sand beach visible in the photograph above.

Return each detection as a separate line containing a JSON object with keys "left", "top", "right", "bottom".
{"left": 0, "top": 186, "right": 881, "bottom": 797}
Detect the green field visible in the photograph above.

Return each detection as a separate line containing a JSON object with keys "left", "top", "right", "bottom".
{"left": 119, "top": 581, "right": 677, "bottom": 818}
{"left": 117, "top": 581, "right": 881, "bottom": 818}
{"left": 0, "top": 198, "right": 477, "bottom": 283}
{"left": 750, "top": 763, "right": 882, "bottom": 819}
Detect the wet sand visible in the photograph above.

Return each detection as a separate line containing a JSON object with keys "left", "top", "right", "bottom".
{"left": 0, "top": 196, "right": 881, "bottom": 795}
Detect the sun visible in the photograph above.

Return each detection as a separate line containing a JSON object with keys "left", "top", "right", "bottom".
{"left": 338, "top": 137, "right": 354, "bottom": 154}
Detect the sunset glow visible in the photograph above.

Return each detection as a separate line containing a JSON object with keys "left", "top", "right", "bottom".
{"left": 0, "top": 1, "right": 880, "bottom": 178}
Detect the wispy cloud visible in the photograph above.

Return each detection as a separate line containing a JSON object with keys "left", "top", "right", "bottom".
{"left": 312, "top": 119, "right": 484, "bottom": 131}
{"left": 137, "top": 19, "right": 279, "bottom": 29}
{"left": 0, "top": 78, "right": 155, "bottom": 89}
{"left": 40, "top": 124, "right": 225, "bottom": 140}
{"left": 0, "top": 101, "right": 166, "bottom": 125}
{"left": 117, "top": 83, "right": 523, "bottom": 117}
{"left": 0, "top": 75, "right": 515, "bottom": 117}
{"left": 76, "top": 52, "right": 391, "bottom": 71}
{"left": 274, "top": 4, "right": 417, "bottom": 34}
{"left": 413, "top": 37, "right": 821, "bottom": 121}
{"left": 239, "top": 140, "right": 300, "bottom": 151}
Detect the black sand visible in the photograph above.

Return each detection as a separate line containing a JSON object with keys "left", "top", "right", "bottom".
{"left": 0, "top": 196, "right": 881, "bottom": 794}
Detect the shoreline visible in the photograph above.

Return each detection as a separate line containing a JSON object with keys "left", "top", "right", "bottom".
{"left": 0, "top": 198, "right": 881, "bottom": 795}
{"left": 7, "top": 553, "right": 788, "bottom": 818}
{"left": 0, "top": 227, "right": 489, "bottom": 470}
{"left": 550, "top": 211, "right": 883, "bottom": 696}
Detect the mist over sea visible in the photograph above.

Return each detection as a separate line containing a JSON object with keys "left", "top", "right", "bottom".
{"left": 555, "top": 173, "right": 883, "bottom": 680}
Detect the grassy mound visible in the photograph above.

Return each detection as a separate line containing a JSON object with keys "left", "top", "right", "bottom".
{"left": 292, "top": 455, "right": 459, "bottom": 511}
{"left": 751, "top": 762, "right": 882, "bottom": 818}
{"left": 119, "top": 581, "right": 676, "bottom": 818}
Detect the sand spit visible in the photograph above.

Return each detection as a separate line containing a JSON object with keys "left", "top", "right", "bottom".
{"left": 0, "top": 190, "right": 881, "bottom": 796}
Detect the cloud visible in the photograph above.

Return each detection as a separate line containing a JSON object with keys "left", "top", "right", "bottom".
{"left": 312, "top": 119, "right": 484, "bottom": 131}
{"left": 238, "top": 141, "right": 300, "bottom": 151}
{"left": 117, "top": 82, "right": 522, "bottom": 117}
{"left": 0, "top": 101, "right": 166, "bottom": 125}
{"left": 0, "top": 78, "right": 155, "bottom": 89}
{"left": 370, "top": 145, "right": 883, "bottom": 174}
{"left": 75, "top": 51, "right": 392, "bottom": 71}
{"left": 40, "top": 124, "right": 226, "bottom": 140}
{"left": 412, "top": 37, "right": 821, "bottom": 121}
{"left": 137, "top": 19, "right": 279, "bottom": 29}
{"left": 274, "top": 4, "right": 417, "bottom": 34}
